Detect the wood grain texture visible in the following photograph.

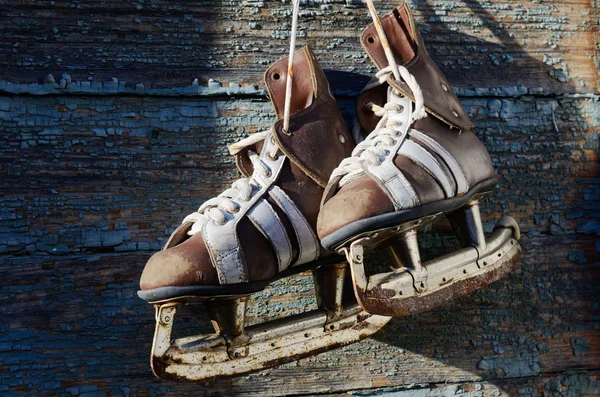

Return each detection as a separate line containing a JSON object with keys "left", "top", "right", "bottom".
{"left": 0, "top": 0, "right": 598, "bottom": 395}
{"left": 0, "top": 0, "right": 597, "bottom": 94}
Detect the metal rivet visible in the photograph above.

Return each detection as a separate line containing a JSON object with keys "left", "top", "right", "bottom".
{"left": 338, "top": 134, "right": 346, "bottom": 144}
{"left": 452, "top": 110, "right": 459, "bottom": 118}
{"left": 442, "top": 83, "right": 448, "bottom": 92}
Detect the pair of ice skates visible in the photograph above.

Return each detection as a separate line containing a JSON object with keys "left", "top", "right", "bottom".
{"left": 137, "top": 1, "right": 522, "bottom": 382}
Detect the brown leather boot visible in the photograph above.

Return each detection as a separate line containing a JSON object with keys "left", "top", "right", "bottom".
{"left": 316, "top": 3, "right": 521, "bottom": 318}
{"left": 318, "top": 3, "right": 496, "bottom": 248}
{"left": 138, "top": 46, "right": 355, "bottom": 302}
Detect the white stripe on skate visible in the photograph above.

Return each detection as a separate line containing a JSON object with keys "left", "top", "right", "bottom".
{"left": 366, "top": 94, "right": 420, "bottom": 210}
{"left": 269, "top": 185, "right": 320, "bottom": 266}
{"left": 399, "top": 139, "right": 454, "bottom": 198}
{"left": 409, "top": 129, "right": 469, "bottom": 194}
{"left": 202, "top": 219, "right": 248, "bottom": 285}
{"left": 201, "top": 131, "right": 288, "bottom": 285}
{"left": 247, "top": 198, "right": 293, "bottom": 272}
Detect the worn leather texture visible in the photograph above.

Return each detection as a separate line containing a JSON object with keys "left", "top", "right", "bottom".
{"left": 356, "top": 83, "right": 388, "bottom": 138}
{"left": 273, "top": 48, "right": 354, "bottom": 187}
{"left": 139, "top": 217, "right": 279, "bottom": 289}
{"left": 360, "top": 4, "right": 474, "bottom": 131}
{"left": 413, "top": 116, "right": 495, "bottom": 187}
{"left": 142, "top": 45, "right": 351, "bottom": 289}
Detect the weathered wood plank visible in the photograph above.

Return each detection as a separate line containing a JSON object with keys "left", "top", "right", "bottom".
{"left": 0, "top": 95, "right": 597, "bottom": 255}
{"left": 0, "top": 0, "right": 597, "bottom": 94}
{"left": 0, "top": 0, "right": 598, "bottom": 395}
{"left": 0, "top": 233, "right": 597, "bottom": 396}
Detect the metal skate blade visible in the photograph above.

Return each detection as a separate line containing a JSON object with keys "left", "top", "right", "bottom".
{"left": 343, "top": 216, "right": 522, "bottom": 317}
{"left": 149, "top": 298, "right": 390, "bottom": 381}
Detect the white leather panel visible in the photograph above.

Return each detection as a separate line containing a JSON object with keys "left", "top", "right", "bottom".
{"left": 366, "top": 93, "right": 420, "bottom": 210}
{"left": 202, "top": 131, "right": 288, "bottom": 284}
{"left": 399, "top": 139, "right": 454, "bottom": 198}
{"left": 409, "top": 129, "right": 469, "bottom": 194}
{"left": 269, "top": 185, "right": 320, "bottom": 266}
{"left": 247, "top": 198, "right": 293, "bottom": 272}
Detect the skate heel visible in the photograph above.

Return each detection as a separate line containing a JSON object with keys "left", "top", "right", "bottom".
{"left": 148, "top": 263, "right": 391, "bottom": 382}
{"left": 342, "top": 211, "right": 522, "bottom": 317}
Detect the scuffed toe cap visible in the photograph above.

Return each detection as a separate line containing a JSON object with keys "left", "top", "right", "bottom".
{"left": 317, "top": 175, "right": 395, "bottom": 240}
{"left": 139, "top": 233, "right": 219, "bottom": 290}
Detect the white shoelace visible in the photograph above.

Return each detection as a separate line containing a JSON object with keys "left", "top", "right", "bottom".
{"left": 330, "top": 1, "right": 427, "bottom": 188}
{"left": 184, "top": 130, "right": 279, "bottom": 234}
{"left": 183, "top": 0, "right": 302, "bottom": 235}
{"left": 329, "top": 67, "right": 426, "bottom": 188}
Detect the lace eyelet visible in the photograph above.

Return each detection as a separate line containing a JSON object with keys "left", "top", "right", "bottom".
{"left": 268, "top": 153, "right": 279, "bottom": 161}
{"left": 230, "top": 205, "right": 240, "bottom": 214}
{"left": 396, "top": 105, "right": 404, "bottom": 113}
{"left": 264, "top": 170, "right": 272, "bottom": 178}
{"left": 270, "top": 136, "right": 276, "bottom": 145}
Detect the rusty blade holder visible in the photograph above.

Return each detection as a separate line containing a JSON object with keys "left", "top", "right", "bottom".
{"left": 149, "top": 264, "right": 391, "bottom": 382}
{"left": 343, "top": 214, "right": 522, "bottom": 317}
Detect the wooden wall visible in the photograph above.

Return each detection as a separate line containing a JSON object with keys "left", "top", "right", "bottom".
{"left": 1, "top": 0, "right": 598, "bottom": 396}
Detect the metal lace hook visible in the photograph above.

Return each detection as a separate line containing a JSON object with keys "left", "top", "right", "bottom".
{"left": 282, "top": 0, "right": 301, "bottom": 136}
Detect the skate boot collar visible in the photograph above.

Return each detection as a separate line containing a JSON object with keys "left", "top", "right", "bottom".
{"left": 360, "top": 3, "right": 474, "bottom": 132}
{"left": 235, "top": 45, "right": 353, "bottom": 181}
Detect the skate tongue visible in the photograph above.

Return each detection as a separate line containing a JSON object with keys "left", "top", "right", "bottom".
{"left": 360, "top": 6, "right": 416, "bottom": 71}
{"left": 264, "top": 46, "right": 316, "bottom": 120}
{"left": 235, "top": 46, "right": 323, "bottom": 177}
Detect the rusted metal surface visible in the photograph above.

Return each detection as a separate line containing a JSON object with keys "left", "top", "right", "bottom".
{"left": 149, "top": 263, "right": 390, "bottom": 382}
{"left": 343, "top": 215, "right": 522, "bottom": 317}
{"left": 0, "top": 0, "right": 598, "bottom": 395}
{"left": 151, "top": 301, "right": 390, "bottom": 382}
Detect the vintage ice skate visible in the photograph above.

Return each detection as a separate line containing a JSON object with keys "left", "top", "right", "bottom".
{"left": 317, "top": 1, "right": 522, "bottom": 317}
{"left": 137, "top": 2, "right": 390, "bottom": 382}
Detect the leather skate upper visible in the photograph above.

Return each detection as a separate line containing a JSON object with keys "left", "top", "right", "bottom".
{"left": 141, "top": 46, "right": 353, "bottom": 290}
{"left": 317, "top": 5, "right": 494, "bottom": 241}
{"left": 359, "top": 3, "right": 473, "bottom": 132}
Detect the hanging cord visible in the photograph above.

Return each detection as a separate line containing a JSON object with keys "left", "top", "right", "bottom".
{"left": 282, "top": 0, "right": 301, "bottom": 134}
